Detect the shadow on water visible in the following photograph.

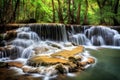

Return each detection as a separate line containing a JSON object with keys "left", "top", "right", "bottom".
{"left": 61, "top": 48, "right": 120, "bottom": 80}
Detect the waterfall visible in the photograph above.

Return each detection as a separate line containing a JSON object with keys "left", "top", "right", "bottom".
{"left": 84, "top": 26, "right": 119, "bottom": 46}
{"left": 113, "top": 34, "right": 120, "bottom": 46}
{"left": 12, "top": 39, "right": 34, "bottom": 48}
{"left": 10, "top": 27, "right": 40, "bottom": 59}
{"left": 17, "top": 25, "right": 120, "bottom": 46}
{"left": 30, "top": 24, "right": 68, "bottom": 42}
{"left": 1, "top": 25, "right": 120, "bottom": 59}
{"left": 69, "top": 33, "right": 91, "bottom": 45}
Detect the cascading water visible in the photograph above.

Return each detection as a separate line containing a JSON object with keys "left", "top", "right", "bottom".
{"left": 0, "top": 24, "right": 120, "bottom": 80}
{"left": 67, "top": 25, "right": 120, "bottom": 46}
{"left": 69, "top": 33, "right": 92, "bottom": 45}
{"left": 30, "top": 24, "right": 67, "bottom": 42}
{"left": 84, "top": 26, "right": 120, "bottom": 46}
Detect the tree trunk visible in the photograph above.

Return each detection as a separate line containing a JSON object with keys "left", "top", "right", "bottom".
{"left": 76, "top": 2, "right": 81, "bottom": 24}
{"left": 83, "top": 0, "right": 88, "bottom": 25}
{"left": 10, "top": 0, "right": 20, "bottom": 23}
{"left": 96, "top": 0, "right": 107, "bottom": 24}
{"left": 71, "top": 0, "right": 75, "bottom": 24}
{"left": 113, "top": 0, "right": 119, "bottom": 26}
{"left": 52, "top": 0, "right": 55, "bottom": 23}
{"left": 57, "top": 0, "right": 64, "bottom": 23}
{"left": 67, "top": 0, "right": 71, "bottom": 24}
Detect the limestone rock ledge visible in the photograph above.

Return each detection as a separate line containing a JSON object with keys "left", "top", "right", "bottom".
{"left": 27, "top": 46, "right": 95, "bottom": 74}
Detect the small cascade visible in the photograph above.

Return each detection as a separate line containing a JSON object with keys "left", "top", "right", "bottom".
{"left": 0, "top": 48, "right": 6, "bottom": 58}
{"left": 12, "top": 39, "right": 34, "bottom": 48}
{"left": 7, "top": 27, "right": 40, "bottom": 59}
{"left": 17, "top": 31, "right": 40, "bottom": 41}
{"left": 30, "top": 24, "right": 67, "bottom": 42}
{"left": 113, "top": 34, "right": 120, "bottom": 46}
{"left": 91, "top": 35, "right": 105, "bottom": 46}
{"left": 13, "top": 24, "right": 120, "bottom": 46}
{"left": 85, "top": 26, "right": 119, "bottom": 45}
{"left": 67, "top": 25, "right": 120, "bottom": 46}
{"left": 21, "top": 46, "right": 34, "bottom": 58}
{"left": 69, "top": 33, "right": 91, "bottom": 45}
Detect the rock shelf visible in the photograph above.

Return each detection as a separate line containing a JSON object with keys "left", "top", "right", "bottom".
{"left": 27, "top": 46, "right": 95, "bottom": 74}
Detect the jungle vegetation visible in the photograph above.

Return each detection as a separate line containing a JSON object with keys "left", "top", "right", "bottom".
{"left": 0, "top": 0, "right": 120, "bottom": 25}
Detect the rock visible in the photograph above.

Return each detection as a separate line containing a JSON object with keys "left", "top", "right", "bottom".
{"left": 22, "top": 66, "right": 38, "bottom": 73}
{"left": 33, "top": 47, "right": 49, "bottom": 54}
{"left": 50, "top": 44, "right": 61, "bottom": 49}
{"left": 51, "top": 46, "right": 84, "bottom": 59}
{"left": 68, "top": 62, "right": 78, "bottom": 72}
{"left": 0, "top": 47, "right": 5, "bottom": 51}
{"left": 68, "top": 57, "right": 77, "bottom": 64}
{"left": 74, "top": 55, "right": 82, "bottom": 61}
{"left": 79, "top": 61, "right": 88, "bottom": 67}
{"left": 4, "top": 30, "right": 17, "bottom": 40}
{"left": 55, "top": 64, "right": 66, "bottom": 74}
{"left": 7, "top": 61, "right": 23, "bottom": 68}
{"left": 0, "top": 62, "right": 8, "bottom": 68}
{"left": 46, "top": 41, "right": 62, "bottom": 49}
{"left": 87, "top": 57, "right": 95, "bottom": 64}
{"left": 64, "top": 42, "right": 73, "bottom": 47}
{"left": 27, "top": 56, "right": 69, "bottom": 66}
{"left": 0, "top": 40, "right": 6, "bottom": 47}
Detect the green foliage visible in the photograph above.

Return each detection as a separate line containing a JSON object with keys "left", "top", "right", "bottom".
{"left": 0, "top": 0, "right": 120, "bottom": 25}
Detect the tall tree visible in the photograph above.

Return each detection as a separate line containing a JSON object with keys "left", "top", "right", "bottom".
{"left": 52, "top": 0, "right": 55, "bottom": 23}
{"left": 67, "top": 0, "right": 71, "bottom": 24}
{"left": 57, "top": 0, "right": 64, "bottom": 23}
{"left": 112, "top": 0, "right": 120, "bottom": 25}
{"left": 10, "top": 0, "right": 20, "bottom": 22}
{"left": 96, "top": 0, "right": 107, "bottom": 24}
{"left": 76, "top": 1, "right": 81, "bottom": 24}
{"left": 71, "top": 0, "right": 75, "bottom": 24}
{"left": 83, "top": 0, "right": 89, "bottom": 25}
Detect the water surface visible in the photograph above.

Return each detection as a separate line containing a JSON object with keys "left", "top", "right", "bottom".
{"left": 63, "top": 48, "right": 120, "bottom": 80}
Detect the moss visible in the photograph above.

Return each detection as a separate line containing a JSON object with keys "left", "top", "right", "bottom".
{"left": 28, "top": 56, "right": 68, "bottom": 66}
{"left": 51, "top": 46, "right": 84, "bottom": 59}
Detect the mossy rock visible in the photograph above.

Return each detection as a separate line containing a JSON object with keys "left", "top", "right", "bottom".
{"left": 27, "top": 56, "right": 69, "bottom": 66}
{"left": 0, "top": 62, "right": 8, "bottom": 68}
{"left": 4, "top": 30, "right": 17, "bottom": 40}
{"left": 28, "top": 46, "right": 84, "bottom": 67}
{"left": 51, "top": 46, "right": 84, "bottom": 59}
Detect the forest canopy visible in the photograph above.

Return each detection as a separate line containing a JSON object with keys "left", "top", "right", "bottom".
{"left": 0, "top": 0, "right": 120, "bottom": 25}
